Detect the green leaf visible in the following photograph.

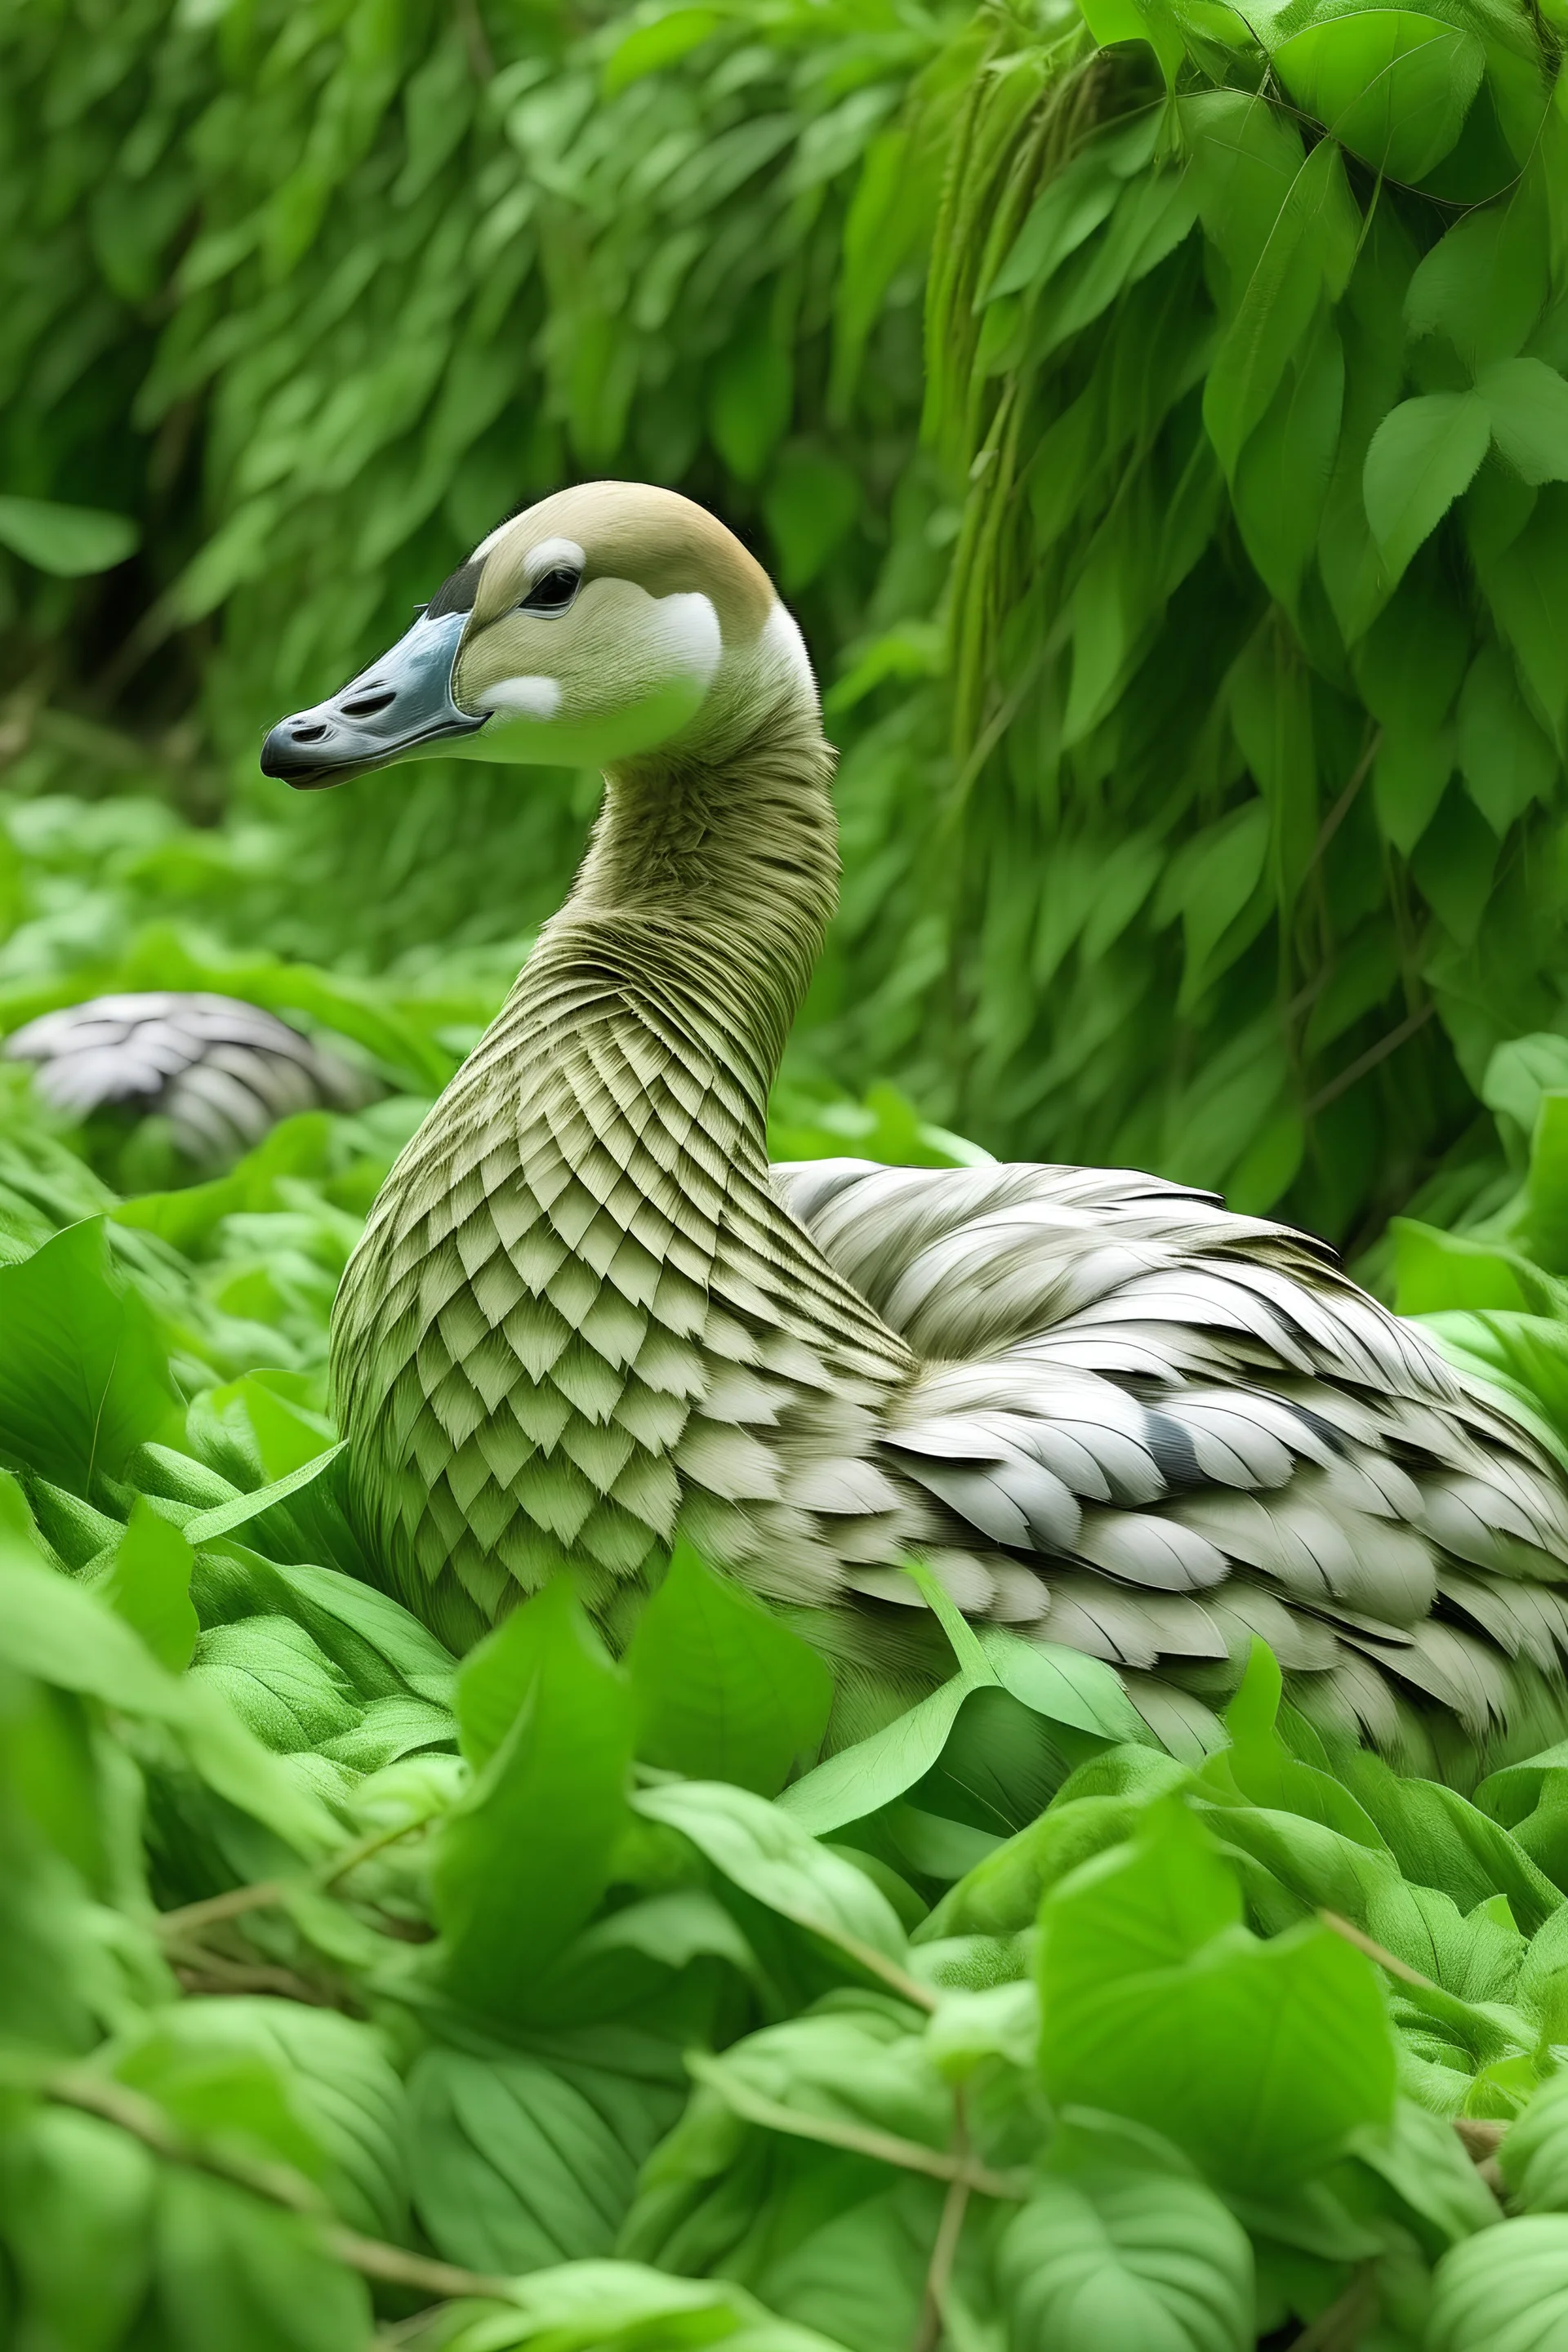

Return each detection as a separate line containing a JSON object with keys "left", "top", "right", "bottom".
{"left": 1457, "top": 640, "right": 1557, "bottom": 832}
{"left": 408, "top": 2042, "right": 682, "bottom": 2272}
{"left": 189, "top": 1617, "right": 361, "bottom": 1752}
{"left": 1274, "top": 13, "right": 1484, "bottom": 183}
{"left": 1501, "top": 2072, "right": 1568, "bottom": 2212}
{"left": 625, "top": 1540, "right": 831, "bottom": 1795}
{"left": 98, "top": 1496, "right": 198, "bottom": 1672}
{"left": 1363, "top": 392, "right": 1491, "bottom": 583}
{"left": 1202, "top": 136, "right": 1357, "bottom": 477}
{"left": 181, "top": 1442, "right": 350, "bottom": 1548}
{"left": 0, "top": 1219, "right": 178, "bottom": 1494}
{"left": 709, "top": 312, "right": 794, "bottom": 485}
{"left": 1392, "top": 1220, "right": 1567, "bottom": 1318}
{"left": 775, "top": 1676, "right": 971, "bottom": 1836}
{"left": 1481, "top": 359, "right": 1568, "bottom": 487}
{"left": 441, "top": 2260, "right": 853, "bottom": 2351}
{"left": 1427, "top": 2214, "right": 1568, "bottom": 2350}
{"left": 1231, "top": 308, "right": 1344, "bottom": 608}
{"left": 430, "top": 1580, "right": 634, "bottom": 2014}
{"left": 0, "top": 1516, "right": 337, "bottom": 1855}
{"left": 1406, "top": 194, "right": 1549, "bottom": 371}
{"left": 978, "top": 1627, "right": 1147, "bottom": 1742}
{"left": 1037, "top": 1801, "right": 1396, "bottom": 2189}
{"left": 634, "top": 1779, "right": 910, "bottom": 1968}
{"left": 0, "top": 2106, "right": 155, "bottom": 2352}
{"left": 763, "top": 448, "right": 860, "bottom": 592}
{"left": 603, "top": 7, "right": 724, "bottom": 93}
{"left": 0, "top": 496, "right": 138, "bottom": 576}
{"left": 152, "top": 2169, "right": 371, "bottom": 2352}
{"left": 688, "top": 2001, "right": 951, "bottom": 2154}
{"left": 997, "top": 2162, "right": 1254, "bottom": 2352}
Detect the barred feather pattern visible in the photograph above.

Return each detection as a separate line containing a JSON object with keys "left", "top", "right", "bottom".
{"left": 5, "top": 991, "right": 368, "bottom": 1163}
{"left": 332, "top": 674, "right": 1568, "bottom": 1750}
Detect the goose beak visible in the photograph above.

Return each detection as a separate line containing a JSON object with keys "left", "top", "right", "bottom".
{"left": 260, "top": 609, "right": 487, "bottom": 788}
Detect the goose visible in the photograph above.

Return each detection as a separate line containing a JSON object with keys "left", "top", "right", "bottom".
{"left": 261, "top": 482, "right": 1568, "bottom": 1763}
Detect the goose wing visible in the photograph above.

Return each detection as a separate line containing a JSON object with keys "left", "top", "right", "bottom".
{"left": 773, "top": 1157, "right": 1568, "bottom": 1749}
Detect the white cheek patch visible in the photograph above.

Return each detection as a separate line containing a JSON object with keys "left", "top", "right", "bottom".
{"left": 654, "top": 590, "right": 723, "bottom": 692}
{"left": 477, "top": 675, "right": 563, "bottom": 719}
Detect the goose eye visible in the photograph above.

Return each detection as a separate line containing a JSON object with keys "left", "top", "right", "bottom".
{"left": 519, "top": 568, "right": 581, "bottom": 615}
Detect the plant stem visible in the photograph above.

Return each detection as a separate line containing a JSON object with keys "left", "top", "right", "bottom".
{"left": 913, "top": 2089, "right": 972, "bottom": 2352}
{"left": 4, "top": 2057, "right": 517, "bottom": 2306}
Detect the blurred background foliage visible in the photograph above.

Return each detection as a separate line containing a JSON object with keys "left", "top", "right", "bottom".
{"left": 3, "top": 0, "right": 1568, "bottom": 1263}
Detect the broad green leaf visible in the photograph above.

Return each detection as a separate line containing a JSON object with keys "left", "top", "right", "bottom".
{"left": 1405, "top": 193, "right": 1549, "bottom": 370}
{"left": 431, "top": 1581, "right": 634, "bottom": 2015}
{"left": 1481, "top": 359, "right": 1568, "bottom": 487}
{"left": 978, "top": 1626, "right": 1146, "bottom": 1741}
{"left": 923, "top": 1775, "right": 1190, "bottom": 1940}
{"left": 1476, "top": 484, "right": 1568, "bottom": 743}
{"left": 189, "top": 1615, "right": 361, "bottom": 1751}
{"left": 1037, "top": 1802, "right": 1396, "bottom": 2187}
{"left": 1486, "top": 1036, "right": 1568, "bottom": 1153}
{"left": 1274, "top": 13, "right": 1484, "bottom": 182}
{"left": 432, "top": 2261, "right": 846, "bottom": 2351}
{"left": 1330, "top": 1745, "right": 1561, "bottom": 1932}
{"left": 0, "top": 1219, "right": 177, "bottom": 1493}
{"left": 1501, "top": 2071, "right": 1568, "bottom": 2212}
{"left": 626, "top": 1540, "right": 831, "bottom": 1795}
{"left": 775, "top": 1676, "right": 971, "bottom": 1835}
{"left": 0, "top": 2106, "right": 155, "bottom": 2352}
{"left": 0, "top": 1519, "right": 336, "bottom": 1854}
{"left": 98, "top": 1496, "right": 198, "bottom": 1671}
{"left": 1427, "top": 2214, "right": 1568, "bottom": 2350}
{"left": 1392, "top": 1220, "right": 1567, "bottom": 1319}
{"left": 603, "top": 7, "right": 724, "bottom": 94}
{"left": 408, "top": 2042, "right": 683, "bottom": 2272}
{"left": 763, "top": 448, "right": 859, "bottom": 591}
{"left": 1202, "top": 136, "right": 1356, "bottom": 476}
{"left": 709, "top": 313, "right": 793, "bottom": 484}
{"left": 634, "top": 1778, "right": 909, "bottom": 1967}
{"left": 688, "top": 2002, "right": 951, "bottom": 2154}
{"left": 997, "top": 2163, "right": 1254, "bottom": 2352}
{"left": 1457, "top": 641, "right": 1557, "bottom": 833}
{"left": 0, "top": 495, "right": 138, "bottom": 575}
{"left": 1231, "top": 307, "right": 1344, "bottom": 607}
{"left": 1363, "top": 392, "right": 1490, "bottom": 583}
{"left": 152, "top": 2170, "right": 371, "bottom": 2352}
{"left": 1348, "top": 2100, "right": 1499, "bottom": 2243}
{"left": 143, "top": 1998, "right": 408, "bottom": 2239}
{"left": 181, "top": 1441, "right": 350, "bottom": 1548}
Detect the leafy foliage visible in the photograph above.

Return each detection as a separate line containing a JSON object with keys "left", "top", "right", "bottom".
{"left": 7, "top": 0, "right": 1565, "bottom": 1247}
{"left": 10, "top": 0, "right": 1568, "bottom": 2341}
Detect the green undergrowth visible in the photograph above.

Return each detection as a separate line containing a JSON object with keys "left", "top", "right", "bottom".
{"left": 1, "top": 885, "right": 1568, "bottom": 2348}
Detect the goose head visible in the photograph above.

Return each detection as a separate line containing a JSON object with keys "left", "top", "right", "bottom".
{"left": 260, "top": 482, "right": 816, "bottom": 788}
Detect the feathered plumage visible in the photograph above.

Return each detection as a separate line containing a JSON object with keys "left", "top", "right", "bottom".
{"left": 263, "top": 483, "right": 1568, "bottom": 1760}
{"left": 5, "top": 991, "right": 368, "bottom": 1164}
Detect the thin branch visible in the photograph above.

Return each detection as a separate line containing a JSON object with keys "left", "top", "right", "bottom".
{"left": 7, "top": 2059, "right": 517, "bottom": 2307}
{"left": 324, "top": 2228, "right": 510, "bottom": 2302}
{"left": 687, "top": 2056, "right": 1022, "bottom": 2200}
{"left": 157, "top": 1815, "right": 428, "bottom": 1942}
{"left": 1290, "top": 2264, "right": 1378, "bottom": 2351}
{"left": 1306, "top": 727, "right": 1381, "bottom": 877}
{"left": 826, "top": 1930, "right": 941, "bottom": 2015}
{"left": 1317, "top": 1909, "right": 1438, "bottom": 1992}
{"left": 1303, "top": 1002, "right": 1434, "bottom": 1119}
